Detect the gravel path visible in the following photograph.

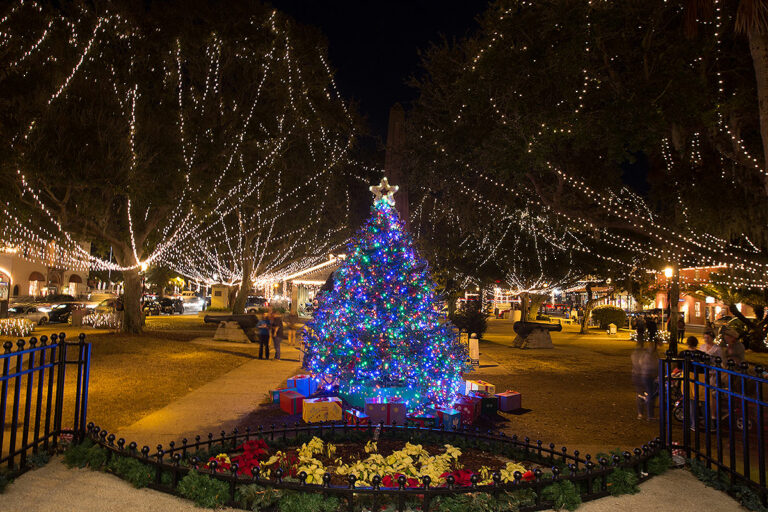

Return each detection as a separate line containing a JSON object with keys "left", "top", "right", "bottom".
{"left": 2, "top": 459, "right": 743, "bottom": 512}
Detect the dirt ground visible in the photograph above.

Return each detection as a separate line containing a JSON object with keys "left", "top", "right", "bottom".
{"left": 469, "top": 320, "right": 659, "bottom": 455}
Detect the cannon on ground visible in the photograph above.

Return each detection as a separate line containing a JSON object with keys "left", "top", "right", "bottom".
{"left": 204, "top": 314, "right": 259, "bottom": 343}
{"left": 511, "top": 320, "right": 561, "bottom": 349}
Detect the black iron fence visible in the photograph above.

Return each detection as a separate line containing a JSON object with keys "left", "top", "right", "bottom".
{"left": 1, "top": 332, "right": 90, "bottom": 473}
{"left": 659, "top": 351, "right": 767, "bottom": 504}
{"left": 83, "top": 421, "right": 664, "bottom": 511}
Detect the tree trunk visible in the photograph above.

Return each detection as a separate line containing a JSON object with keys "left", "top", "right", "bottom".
{"left": 112, "top": 244, "right": 143, "bottom": 334}
{"left": 527, "top": 294, "right": 546, "bottom": 321}
{"left": 520, "top": 293, "right": 529, "bottom": 322}
{"left": 748, "top": 28, "right": 768, "bottom": 194}
{"left": 122, "top": 268, "right": 143, "bottom": 335}
{"left": 579, "top": 283, "right": 594, "bottom": 334}
{"left": 232, "top": 256, "right": 253, "bottom": 315}
{"left": 668, "top": 265, "right": 680, "bottom": 354}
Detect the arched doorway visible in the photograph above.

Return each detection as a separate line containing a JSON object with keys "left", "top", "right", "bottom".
{"left": 0, "top": 268, "right": 10, "bottom": 301}
{"left": 67, "top": 274, "right": 83, "bottom": 296}
{"left": 29, "top": 271, "right": 45, "bottom": 297}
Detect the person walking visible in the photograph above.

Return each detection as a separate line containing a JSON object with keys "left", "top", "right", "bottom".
{"left": 634, "top": 314, "right": 647, "bottom": 343}
{"left": 271, "top": 312, "right": 283, "bottom": 360}
{"left": 645, "top": 314, "right": 658, "bottom": 344}
{"left": 631, "top": 339, "right": 658, "bottom": 420}
{"left": 257, "top": 313, "right": 271, "bottom": 360}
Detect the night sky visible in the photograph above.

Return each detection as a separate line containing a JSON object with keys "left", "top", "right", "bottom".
{"left": 270, "top": 1, "right": 490, "bottom": 138}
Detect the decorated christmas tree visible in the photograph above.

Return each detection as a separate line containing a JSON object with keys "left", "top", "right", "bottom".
{"left": 303, "top": 178, "right": 471, "bottom": 412}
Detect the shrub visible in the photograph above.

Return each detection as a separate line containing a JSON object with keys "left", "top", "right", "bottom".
{"left": 450, "top": 301, "right": 489, "bottom": 338}
{"left": 606, "top": 468, "right": 639, "bottom": 496}
{"left": 177, "top": 471, "right": 229, "bottom": 508}
{"left": 237, "top": 484, "right": 283, "bottom": 511}
{"left": 542, "top": 480, "right": 582, "bottom": 511}
{"left": 0, "top": 471, "right": 10, "bottom": 494}
{"left": 27, "top": 451, "right": 51, "bottom": 469}
{"left": 278, "top": 491, "right": 340, "bottom": 512}
{"left": 647, "top": 450, "right": 673, "bottom": 476}
{"left": 108, "top": 456, "right": 154, "bottom": 488}
{"left": 591, "top": 305, "right": 627, "bottom": 329}
{"left": 63, "top": 439, "right": 105, "bottom": 469}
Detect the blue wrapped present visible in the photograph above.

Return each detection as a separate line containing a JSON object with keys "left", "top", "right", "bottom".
{"left": 287, "top": 374, "right": 320, "bottom": 397}
{"left": 435, "top": 407, "right": 461, "bottom": 430}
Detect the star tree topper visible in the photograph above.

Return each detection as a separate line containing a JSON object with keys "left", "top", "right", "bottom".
{"left": 369, "top": 177, "right": 399, "bottom": 205}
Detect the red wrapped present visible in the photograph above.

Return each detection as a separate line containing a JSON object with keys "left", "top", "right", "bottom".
{"left": 271, "top": 387, "right": 296, "bottom": 403}
{"left": 495, "top": 390, "right": 522, "bottom": 412}
{"left": 365, "top": 397, "right": 407, "bottom": 425}
{"left": 344, "top": 409, "right": 370, "bottom": 425}
{"left": 453, "top": 395, "right": 481, "bottom": 425}
{"left": 280, "top": 390, "right": 304, "bottom": 415}
{"left": 287, "top": 374, "right": 320, "bottom": 397}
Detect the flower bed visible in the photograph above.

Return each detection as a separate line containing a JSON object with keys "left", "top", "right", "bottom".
{"left": 201, "top": 436, "right": 536, "bottom": 488}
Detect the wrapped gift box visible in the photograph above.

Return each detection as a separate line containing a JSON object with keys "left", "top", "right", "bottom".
{"left": 365, "top": 397, "right": 407, "bottom": 425}
{"left": 344, "top": 409, "right": 370, "bottom": 425}
{"left": 302, "top": 397, "right": 342, "bottom": 423}
{"left": 407, "top": 412, "right": 438, "bottom": 428}
{"left": 495, "top": 390, "right": 522, "bottom": 412}
{"left": 453, "top": 395, "right": 481, "bottom": 425}
{"left": 435, "top": 407, "right": 461, "bottom": 430}
{"left": 469, "top": 391, "right": 499, "bottom": 417}
{"left": 280, "top": 390, "right": 304, "bottom": 415}
{"left": 287, "top": 374, "right": 320, "bottom": 397}
{"left": 465, "top": 379, "right": 496, "bottom": 396}
{"left": 271, "top": 387, "right": 296, "bottom": 403}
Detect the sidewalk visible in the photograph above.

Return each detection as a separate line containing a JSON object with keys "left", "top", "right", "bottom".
{"left": 115, "top": 340, "right": 302, "bottom": 449}
{"left": 3, "top": 460, "right": 743, "bottom": 512}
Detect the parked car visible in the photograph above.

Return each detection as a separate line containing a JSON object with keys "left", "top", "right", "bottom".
{"left": 48, "top": 303, "right": 84, "bottom": 324}
{"left": 35, "top": 294, "right": 76, "bottom": 304}
{"left": 10, "top": 295, "right": 36, "bottom": 305}
{"left": 8, "top": 305, "right": 49, "bottom": 325}
{"left": 157, "top": 297, "right": 184, "bottom": 314}
{"left": 142, "top": 300, "right": 161, "bottom": 316}
{"left": 181, "top": 291, "right": 205, "bottom": 312}
{"left": 95, "top": 298, "right": 119, "bottom": 313}
{"left": 245, "top": 296, "right": 268, "bottom": 314}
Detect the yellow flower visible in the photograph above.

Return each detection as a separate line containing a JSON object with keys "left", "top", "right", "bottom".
{"left": 364, "top": 441, "right": 377, "bottom": 453}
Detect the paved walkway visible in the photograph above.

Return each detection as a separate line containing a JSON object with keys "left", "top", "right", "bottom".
{"left": 115, "top": 339, "right": 302, "bottom": 449}
{"left": 3, "top": 460, "right": 743, "bottom": 512}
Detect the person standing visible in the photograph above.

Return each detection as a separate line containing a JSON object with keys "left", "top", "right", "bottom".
{"left": 677, "top": 315, "right": 686, "bottom": 345}
{"left": 271, "top": 312, "right": 283, "bottom": 360}
{"left": 257, "top": 313, "right": 271, "bottom": 360}
{"left": 700, "top": 329, "right": 724, "bottom": 362}
{"left": 721, "top": 327, "right": 746, "bottom": 366}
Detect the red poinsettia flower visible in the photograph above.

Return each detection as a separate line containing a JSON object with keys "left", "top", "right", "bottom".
{"left": 522, "top": 470, "right": 535, "bottom": 482}
{"left": 382, "top": 473, "right": 420, "bottom": 488}
{"left": 440, "top": 469, "right": 474, "bottom": 487}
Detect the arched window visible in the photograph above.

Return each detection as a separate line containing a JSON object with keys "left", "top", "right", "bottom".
{"left": 12, "top": 285, "right": 19, "bottom": 297}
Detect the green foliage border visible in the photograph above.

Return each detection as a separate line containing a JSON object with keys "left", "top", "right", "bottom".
{"left": 63, "top": 423, "right": 672, "bottom": 510}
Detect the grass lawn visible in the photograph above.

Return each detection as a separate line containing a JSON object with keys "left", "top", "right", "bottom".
{"left": 2, "top": 315, "right": 263, "bottom": 432}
